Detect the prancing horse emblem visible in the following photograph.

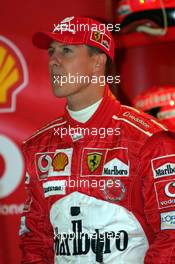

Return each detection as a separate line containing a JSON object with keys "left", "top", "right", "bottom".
{"left": 87, "top": 152, "right": 102, "bottom": 172}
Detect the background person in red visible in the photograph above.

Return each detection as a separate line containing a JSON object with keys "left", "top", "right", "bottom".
{"left": 133, "top": 85, "right": 175, "bottom": 131}
{"left": 19, "top": 16, "right": 175, "bottom": 264}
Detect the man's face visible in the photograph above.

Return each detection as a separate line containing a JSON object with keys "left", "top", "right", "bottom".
{"left": 48, "top": 41, "right": 96, "bottom": 98}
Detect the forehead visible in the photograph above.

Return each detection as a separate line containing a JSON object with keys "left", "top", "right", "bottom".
{"left": 49, "top": 41, "right": 84, "bottom": 49}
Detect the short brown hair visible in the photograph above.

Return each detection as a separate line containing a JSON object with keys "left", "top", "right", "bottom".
{"left": 87, "top": 45, "right": 112, "bottom": 76}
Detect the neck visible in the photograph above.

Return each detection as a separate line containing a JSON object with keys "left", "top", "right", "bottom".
{"left": 67, "top": 83, "right": 105, "bottom": 111}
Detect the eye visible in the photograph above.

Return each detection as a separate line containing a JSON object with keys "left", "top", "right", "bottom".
{"left": 62, "top": 46, "right": 72, "bottom": 54}
{"left": 48, "top": 47, "right": 54, "bottom": 56}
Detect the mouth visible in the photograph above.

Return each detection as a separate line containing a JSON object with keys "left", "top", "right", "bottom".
{"left": 50, "top": 66, "right": 68, "bottom": 87}
{"left": 52, "top": 74, "right": 61, "bottom": 85}
{"left": 50, "top": 68, "right": 59, "bottom": 81}
{"left": 51, "top": 70, "right": 66, "bottom": 87}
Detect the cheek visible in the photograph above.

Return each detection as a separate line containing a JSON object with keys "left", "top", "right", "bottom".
{"left": 48, "top": 61, "right": 54, "bottom": 75}
{"left": 68, "top": 58, "right": 93, "bottom": 76}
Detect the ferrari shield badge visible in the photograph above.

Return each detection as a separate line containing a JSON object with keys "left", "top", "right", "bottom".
{"left": 87, "top": 152, "right": 102, "bottom": 172}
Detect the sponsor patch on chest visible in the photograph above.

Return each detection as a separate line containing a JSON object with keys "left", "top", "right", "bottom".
{"left": 43, "top": 180, "right": 66, "bottom": 197}
{"left": 81, "top": 147, "right": 129, "bottom": 177}
{"left": 35, "top": 148, "right": 73, "bottom": 180}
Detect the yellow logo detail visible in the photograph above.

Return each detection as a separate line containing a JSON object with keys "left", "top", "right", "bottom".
{"left": 52, "top": 152, "right": 69, "bottom": 171}
{"left": 0, "top": 46, "right": 20, "bottom": 104}
{"left": 94, "top": 32, "right": 101, "bottom": 41}
{"left": 87, "top": 152, "right": 102, "bottom": 172}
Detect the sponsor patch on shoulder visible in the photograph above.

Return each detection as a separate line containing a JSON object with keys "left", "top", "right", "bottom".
{"left": 161, "top": 211, "right": 175, "bottom": 230}
{"left": 122, "top": 111, "right": 149, "bottom": 128}
{"left": 43, "top": 180, "right": 66, "bottom": 198}
{"left": 151, "top": 155, "right": 175, "bottom": 178}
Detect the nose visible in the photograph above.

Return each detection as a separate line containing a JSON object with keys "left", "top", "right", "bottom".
{"left": 48, "top": 51, "right": 62, "bottom": 67}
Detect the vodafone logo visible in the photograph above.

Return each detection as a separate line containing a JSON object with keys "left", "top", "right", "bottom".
{"left": 165, "top": 182, "right": 175, "bottom": 198}
{"left": 154, "top": 179, "right": 175, "bottom": 209}
{"left": 0, "top": 135, "right": 24, "bottom": 198}
{"left": 38, "top": 154, "right": 52, "bottom": 173}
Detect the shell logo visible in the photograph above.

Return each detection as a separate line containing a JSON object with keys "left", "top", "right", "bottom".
{"left": 0, "top": 36, "right": 28, "bottom": 113}
{"left": 52, "top": 152, "right": 69, "bottom": 172}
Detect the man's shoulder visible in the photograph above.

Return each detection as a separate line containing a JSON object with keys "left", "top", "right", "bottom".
{"left": 22, "top": 116, "right": 67, "bottom": 149}
{"left": 114, "top": 104, "right": 168, "bottom": 137}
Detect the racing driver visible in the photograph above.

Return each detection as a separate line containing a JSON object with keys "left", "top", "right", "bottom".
{"left": 19, "top": 16, "right": 175, "bottom": 264}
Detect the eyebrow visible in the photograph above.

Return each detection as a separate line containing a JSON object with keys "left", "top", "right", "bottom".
{"left": 48, "top": 43, "right": 72, "bottom": 49}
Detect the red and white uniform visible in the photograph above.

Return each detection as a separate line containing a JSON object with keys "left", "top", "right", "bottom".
{"left": 20, "top": 86, "right": 175, "bottom": 264}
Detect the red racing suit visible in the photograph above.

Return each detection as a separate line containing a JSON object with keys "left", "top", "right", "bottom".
{"left": 19, "top": 87, "right": 175, "bottom": 264}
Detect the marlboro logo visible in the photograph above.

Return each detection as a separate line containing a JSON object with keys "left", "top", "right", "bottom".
{"left": 152, "top": 155, "right": 175, "bottom": 178}
{"left": 155, "top": 164, "right": 175, "bottom": 177}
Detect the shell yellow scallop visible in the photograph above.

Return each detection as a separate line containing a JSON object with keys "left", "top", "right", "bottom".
{"left": 52, "top": 152, "right": 69, "bottom": 171}
{"left": 0, "top": 46, "right": 20, "bottom": 104}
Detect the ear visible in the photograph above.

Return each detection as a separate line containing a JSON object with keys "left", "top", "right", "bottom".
{"left": 93, "top": 53, "right": 107, "bottom": 75}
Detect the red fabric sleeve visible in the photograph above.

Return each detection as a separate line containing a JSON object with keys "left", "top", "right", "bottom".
{"left": 140, "top": 131, "right": 175, "bottom": 264}
{"left": 19, "top": 147, "right": 54, "bottom": 264}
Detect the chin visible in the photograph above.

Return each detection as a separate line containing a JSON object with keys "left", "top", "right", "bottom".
{"left": 51, "top": 84, "right": 69, "bottom": 98}
{"left": 52, "top": 89, "right": 66, "bottom": 98}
